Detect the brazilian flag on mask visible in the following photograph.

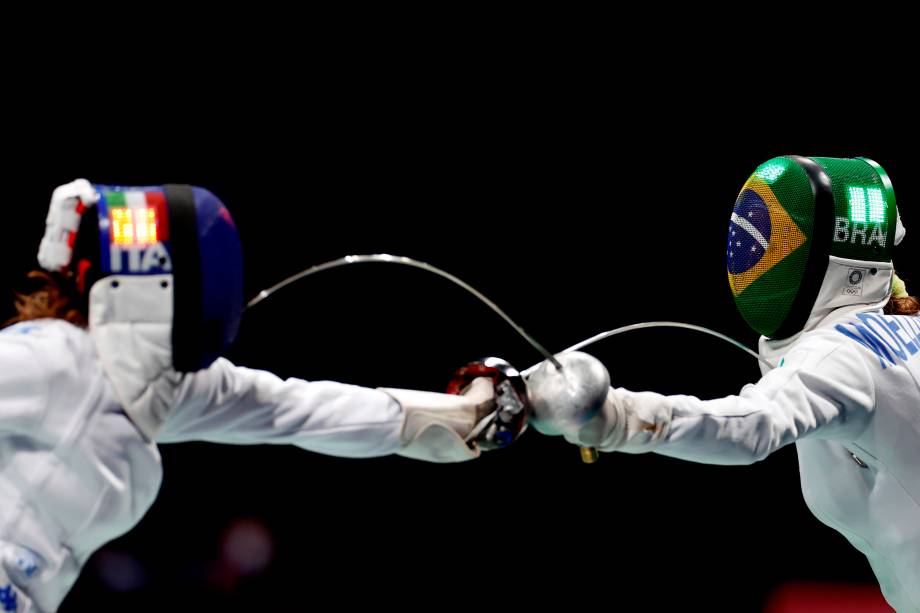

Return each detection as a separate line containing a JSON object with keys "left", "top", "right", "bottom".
{"left": 727, "top": 156, "right": 897, "bottom": 339}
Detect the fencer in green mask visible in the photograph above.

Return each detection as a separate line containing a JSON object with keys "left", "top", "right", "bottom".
{"left": 527, "top": 157, "right": 919, "bottom": 610}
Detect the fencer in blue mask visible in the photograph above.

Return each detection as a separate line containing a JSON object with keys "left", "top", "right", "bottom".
{"left": 0, "top": 179, "right": 514, "bottom": 612}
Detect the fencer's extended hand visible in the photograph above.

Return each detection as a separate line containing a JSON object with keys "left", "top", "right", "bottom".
{"left": 382, "top": 378, "right": 497, "bottom": 463}
{"left": 37, "top": 179, "right": 100, "bottom": 272}
{"left": 527, "top": 351, "right": 668, "bottom": 453}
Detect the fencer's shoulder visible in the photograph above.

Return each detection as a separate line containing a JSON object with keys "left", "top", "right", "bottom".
{"left": 780, "top": 325, "right": 849, "bottom": 355}
{"left": 1, "top": 317, "right": 89, "bottom": 347}
{"left": 773, "top": 325, "right": 868, "bottom": 373}
{"left": 825, "top": 311, "right": 920, "bottom": 371}
{"left": 783, "top": 311, "right": 914, "bottom": 373}
{"left": 0, "top": 319, "right": 95, "bottom": 377}
{"left": 797, "top": 324, "right": 858, "bottom": 347}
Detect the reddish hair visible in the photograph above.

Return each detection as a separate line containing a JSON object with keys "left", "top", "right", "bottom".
{"left": 885, "top": 295, "right": 920, "bottom": 316}
{"left": 884, "top": 272, "right": 919, "bottom": 316}
{"left": 3, "top": 271, "right": 87, "bottom": 329}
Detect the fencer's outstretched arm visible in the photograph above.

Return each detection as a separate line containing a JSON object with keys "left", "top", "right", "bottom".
{"left": 157, "top": 358, "right": 403, "bottom": 456}
{"left": 549, "top": 336, "right": 876, "bottom": 465}
{"left": 156, "top": 358, "right": 492, "bottom": 462}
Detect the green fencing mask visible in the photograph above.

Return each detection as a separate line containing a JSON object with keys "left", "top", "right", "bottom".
{"left": 728, "top": 156, "right": 901, "bottom": 339}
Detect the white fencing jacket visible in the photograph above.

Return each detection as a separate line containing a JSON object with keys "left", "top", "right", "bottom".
{"left": 583, "top": 308, "right": 920, "bottom": 611}
{"left": 0, "top": 319, "right": 404, "bottom": 612}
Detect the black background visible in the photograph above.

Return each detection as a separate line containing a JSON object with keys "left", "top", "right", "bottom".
{"left": 3, "top": 57, "right": 918, "bottom": 612}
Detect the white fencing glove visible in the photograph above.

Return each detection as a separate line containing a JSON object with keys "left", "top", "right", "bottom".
{"left": 528, "top": 351, "right": 670, "bottom": 454}
{"left": 562, "top": 387, "right": 671, "bottom": 453}
{"left": 383, "top": 377, "right": 497, "bottom": 463}
{"left": 37, "top": 178, "right": 100, "bottom": 273}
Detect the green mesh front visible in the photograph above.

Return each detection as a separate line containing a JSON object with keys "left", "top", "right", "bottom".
{"left": 811, "top": 157, "right": 897, "bottom": 262}
{"left": 727, "top": 157, "right": 816, "bottom": 337}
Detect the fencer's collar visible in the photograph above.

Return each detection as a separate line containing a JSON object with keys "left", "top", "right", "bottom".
{"left": 758, "top": 256, "right": 894, "bottom": 370}
{"left": 88, "top": 274, "right": 183, "bottom": 440}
